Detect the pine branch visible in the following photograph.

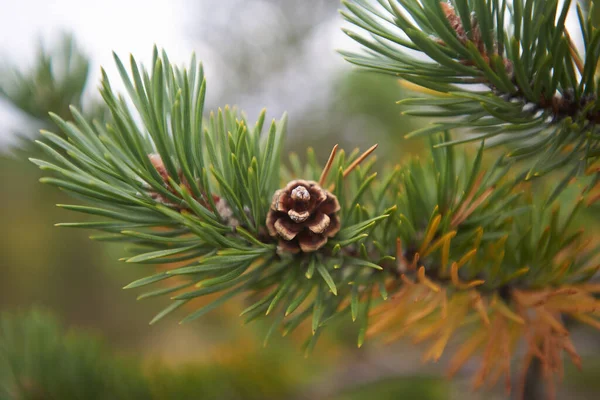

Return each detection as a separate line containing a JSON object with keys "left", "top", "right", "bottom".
{"left": 31, "top": 48, "right": 396, "bottom": 351}
{"left": 341, "top": 0, "right": 600, "bottom": 176}
{"left": 30, "top": 46, "right": 600, "bottom": 397}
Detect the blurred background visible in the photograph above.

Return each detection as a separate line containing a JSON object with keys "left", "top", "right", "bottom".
{"left": 0, "top": 1, "right": 598, "bottom": 399}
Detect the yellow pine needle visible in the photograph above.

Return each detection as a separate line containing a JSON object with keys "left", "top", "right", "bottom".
{"left": 368, "top": 292, "right": 412, "bottom": 335}
{"left": 491, "top": 234, "right": 509, "bottom": 254}
{"left": 501, "top": 267, "right": 530, "bottom": 284}
{"left": 537, "top": 310, "right": 569, "bottom": 336}
{"left": 423, "top": 329, "right": 452, "bottom": 363}
{"left": 382, "top": 326, "right": 410, "bottom": 344}
{"left": 450, "top": 262, "right": 485, "bottom": 289}
{"left": 472, "top": 324, "right": 501, "bottom": 390}
{"left": 447, "top": 328, "right": 487, "bottom": 377}
{"left": 419, "top": 214, "right": 442, "bottom": 255}
{"left": 441, "top": 290, "right": 448, "bottom": 319}
{"left": 421, "top": 230, "right": 456, "bottom": 258}
{"left": 412, "top": 287, "right": 434, "bottom": 303}
{"left": 404, "top": 295, "right": 442, "bottom": 326}
{"left": 366, "top": 311, "right": 399, "bottom": 337}
{"left": 514, "top": 288, "right": 576, "bottom": 308}
{"left": 318, "top": 144, "right": 338, "bottom": 186}
{"left": 412, "top": 317, "right": 446, "bottom": 344}
{"left": 473, "top": 226, "right": 484, "bottom": 249}
{"left": 513, "top": 289, "right": 546, "bottom": 308}
{"left": 440, "top": 233, "right": 452, "bottom": 276}
{"left": 423, "top": 299, "right": 470, "bottom": 362}
{"left": 572, "top": 313, "right": 600, "bottom": 330}
{"left": 456, "top": 248, "right": 478, "bottom": 269}
{"left": 471, "top": 292, "right": 490, "bottom": 326}
{"left": 417, "top": 266, "right": 441, "bottom": 292}
{"left": 492, "top": 297, "right": 525, "bottom": 325}
{"left": 547, "top": 293, "right": 600, "bottom": 314}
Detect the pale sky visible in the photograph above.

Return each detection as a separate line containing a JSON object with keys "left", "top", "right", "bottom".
{"left": 0, "top": 0, "right": 349, "bottom": 148}
{"left": 0, "top": 0, "right": 200, "bottom": 147}
{"left": 0, "top": 0, "right": 584, "bottom": 148}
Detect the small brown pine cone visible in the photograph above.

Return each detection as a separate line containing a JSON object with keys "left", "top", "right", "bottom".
{"left": 266, "top": 180, "right": 341, "bottom": 253}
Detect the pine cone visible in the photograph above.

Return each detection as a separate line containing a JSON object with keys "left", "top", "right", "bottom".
{"left": 266, "top": 180, "right": 341, "bottom": 253}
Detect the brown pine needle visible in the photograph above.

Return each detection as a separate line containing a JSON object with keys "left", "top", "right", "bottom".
{"left": 396, "top": 238, "right": 410, "bottom": 273}
{"left": 343, "top": 144, "right": 378, "bottom": 178}
{"left": 452, "top": 187, "right": 494, "bottom": 227}
{"left": 565, "top": 31, "right": 584, "bottom": 76}
{"left": 493, "top": 297, "right": 525, "bottom": 324}
{"left": 451, "top": 172, "right": 484, "bottom": 227}
{"left": 410, "top": 252, "right": 420, "bottom": 271}
{"left": 319, "top": 144, "right": 338, "bottom": 186}
{"left": 471, "top": 293, "right": 490, "bottom": 326}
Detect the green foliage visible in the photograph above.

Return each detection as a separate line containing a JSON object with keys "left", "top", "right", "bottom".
{"left": 20, "top": 3, "right": 600, "bottom": 393}
{"left": 0, "top": 35, "right": 105, "bottom": 129}
{"left": 31, "top": 44, "right": 599, "bottom": 359}
{"left": 146, "top": 352, "right": 303, "bottom": 400}
{"left": 31, "top": 49, "right": 396, "bottom": 350}
{"left": 0, "top": 310, "right": 307, "bottom": 400}
{"left": 0, "top": 310, "right": 149, "bottom": 399}
{"left": 340, "top": 0, "right": 600, "bottom": 176}
{"left": 332, "top": 376, "right": 448, "bottom": 400}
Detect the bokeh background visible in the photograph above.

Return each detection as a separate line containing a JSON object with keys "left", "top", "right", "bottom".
{"left": 1, "top": 1, "right": 599, "bottom": 399}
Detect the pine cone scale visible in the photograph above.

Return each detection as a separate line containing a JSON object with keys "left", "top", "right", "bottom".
{"left": 297, "top": 231, "right": 328, "bottom": 253}
{"left": 274, "top": 218, "right": 303, "bottom": 240}
{"left": 307, "top": 212, "right": 330, "bottom": 234}
{"left": 324, "top": 215, "right": 341, "bottom": 238}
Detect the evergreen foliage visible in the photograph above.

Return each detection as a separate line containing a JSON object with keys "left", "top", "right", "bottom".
{"left": 341, "top": 0, "right": 600, "bottom": 178}
{"left": 0, "top": 35, "right": 105, "bottom": 130}
{"left": 0, "top": 310, "right": 149, "bottom": 399}
{"left": 20, "top": 0, "right": 600, "bottom": 396}
{"left": 0, "top": 310, "right": 304, "bottom": 399}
